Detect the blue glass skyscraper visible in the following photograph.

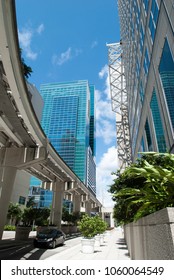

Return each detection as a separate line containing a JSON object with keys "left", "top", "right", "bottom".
{"left": 40, "top": 80, "right": 96, "bottom": 195}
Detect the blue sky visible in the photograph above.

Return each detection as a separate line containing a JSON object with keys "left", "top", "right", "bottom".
{"left": 15, "top": 0, "right": 120, "bottom": 207}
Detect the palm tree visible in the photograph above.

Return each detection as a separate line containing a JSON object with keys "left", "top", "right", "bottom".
{"left": 19, "top": 49, "right": 33, "bottom": 78}
{"left": 7, "top": 203, "right": 22, "bottom": 225}
{"left": 26, "top": 196, "right": 37, "bottom": 208}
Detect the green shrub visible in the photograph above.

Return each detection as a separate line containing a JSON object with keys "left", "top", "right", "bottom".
{"left": 109, "top": 152, "right": 174, "bottom": 225}
{"left": 4, "top": 225, "right": 16, "bottom": 231}
{"left": 78, "top": 214, "right": 97, "bottom": 238}
{"left": 94, "top": 215, "right": 107, "bottom": 234}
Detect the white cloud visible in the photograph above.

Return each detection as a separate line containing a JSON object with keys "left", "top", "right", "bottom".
{"left": 99, "top": 64, "right": 108, "bottom": 79}
{"left": 52, "top": 47, "right": 83, "bottom": 66}
{"left": 91, "top": 40, "right": 98, "bottom": 49}
{"left": 96, "top": 119, "right": 116, "bottom": 145}
{"left": 18, "top": 29, "right": 37, "bottom": 60}
{"left": 95, "top": 90, "right": 115, "bottom": 121}
{"left": 18, "top": 23, "right": 44, "bottom": 60}
{"left": 95, "top": 65, "right": 116, "bottom": 145}
{"left": 95, "top": 65, "right": 119, "bottom": 206}
{"left": 96, "top": 146, "right": 119, "bottom": 207}
{"left": 36, "top": 23, "right": 44, "bottom": 34}
{"left": 99, "top": 64, "right": 111, "bottom": 99}
{"left": 52, "top": 47, "right": 72, "bottom": 66}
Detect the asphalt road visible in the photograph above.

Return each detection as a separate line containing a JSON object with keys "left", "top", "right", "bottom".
{"left": 0, "top": 235, "right": 81, "bottom": 260}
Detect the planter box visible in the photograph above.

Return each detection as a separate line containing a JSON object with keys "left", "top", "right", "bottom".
{"left": 94, "top": 234, "right": 101, "bottom": 248}
{"left": 61, "top": 225, "right": 78, "bottom": 235}
{"left": 124, "top": 207, "right": 174, "bottom": 260}
{"left": 36, "top": 226, "right": 50, "bottom": 233}
{"left": 81, "top": 238, "right": 95, "bottom": 254}
{"left": 15, "top": 226, "right": 31, "bottom": 240}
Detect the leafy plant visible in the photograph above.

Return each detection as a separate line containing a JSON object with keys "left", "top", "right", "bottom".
{"left": 94, "top": 215, "right": 107, "bottom": 234}
{"left": 20, "top": 48, "right": 33, "bottom": 79}
{"left": 4, "top": 225, "right": 16, "bottom": 231}
{"left": 109, "top": 152, "right": 174, "bottom": 225}
{"left": 62, "top": 208, "right": 81, "bottom": 226}
{"left": 26, "top": 196, "right": 37, "bottom": 208}
{"left": 78, "top": 214, "right": 97, "bottom": 238}
{"left": 7, "top": 203, "right": 22, "bottom": 225}
{"left": 22, "top": 207, "right": 50, "bottom": 226}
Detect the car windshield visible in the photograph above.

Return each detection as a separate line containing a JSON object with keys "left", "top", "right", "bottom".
{"left": 38, "top": 229, "right": 56, "bottom": 235}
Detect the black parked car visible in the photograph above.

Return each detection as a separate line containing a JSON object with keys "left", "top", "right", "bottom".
{"left": 33, "top": 228, "right": 66, "bottom": 249}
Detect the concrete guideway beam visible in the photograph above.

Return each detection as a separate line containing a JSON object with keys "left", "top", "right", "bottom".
{"left": 0, "top": 146, "right": 47, "bottom": 169}
{"left": 0, "top": 0, "right": 46, "bottom": 147}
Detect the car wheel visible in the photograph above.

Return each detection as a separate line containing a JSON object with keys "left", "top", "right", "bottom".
{"left": 51, "top": 240, "right": 56, "bottom": 249}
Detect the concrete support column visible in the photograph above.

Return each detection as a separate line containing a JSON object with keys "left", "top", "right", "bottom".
{"left": 71, "top": 181, "right": 75, "bottom": 189}
{"left": 50, "top": 180, "right": 64, "bottom": 228}
{"left": 85, "top": 196, "right": 92, "bottom": 216}
{"left": 72, "top": 193, "right": 81, "bottom": 213}
{"left": 0, "top": 166, "right": 17, "bottom": 239}
{"left": 64, "top": 193, "right": 72, "bottom": 201}
{"left": 64, "top": 182, "right": 68, "bottom": 191}
{"left": 42, "top": 181, "right": 51, "bottom": 190}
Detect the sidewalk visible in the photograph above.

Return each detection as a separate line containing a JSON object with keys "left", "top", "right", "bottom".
{"left": 46, "top": 228, "right": 130, "bottom": 260}
{"left": 0, "top": 228, "right": 130, "bottom": 260}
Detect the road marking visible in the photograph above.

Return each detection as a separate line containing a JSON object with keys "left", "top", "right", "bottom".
{"left": 20, "top": 248, "right": 39, "bottom": 260}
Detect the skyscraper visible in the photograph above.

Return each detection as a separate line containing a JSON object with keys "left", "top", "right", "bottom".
{"left": 110, "top": 0, "right": 174, "bottom": 164}
{"left": 40, "top": 80, "right": 96, "bottom": 195}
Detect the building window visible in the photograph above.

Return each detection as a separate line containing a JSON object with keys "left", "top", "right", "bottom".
{"left": 145, "top": 119, "right": 153, "bottom": 151}
{"left": 19, "top": 196, "right": 26, "bottom": 205}
{"left": 143, "top": 0, "right": 149, "bottom": 13}
{"left": 150, "top": 89, "right": 166, "bottom": 152}
{"left": 159, "top": 39, "right": 174, "bottom": 130}
{"left": 139, "top": 81, "right": 144, "bottom": 102}
{"left": 139, "top": 23, "right": 145, "bottom": 53}
{"left": 138, "top": 137, "right": 145, "bottom": 157}
{"left": 143, "top": 47, "right": 150, "bottom": 74}
{"left": 149, "top": 0, "right": 159, "bottom": 41}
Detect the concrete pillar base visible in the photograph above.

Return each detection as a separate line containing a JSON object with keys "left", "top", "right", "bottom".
{"left": 0, "top": 166, "right": 17, "bottom": 239}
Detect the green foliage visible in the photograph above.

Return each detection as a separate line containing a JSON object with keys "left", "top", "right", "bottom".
{"left": 78, "top": 214, "right": 98, "bottom": 238}
{"left": 22, "top": 207, "right": 50, "bottom": 226}
{"left": 109, "top": 152, "right": 174, "bottom": 225}
{"left": 7, "top": 203, "right": 22, "bottom": 225}
{"left": 93, "top": 215, "right": 107, "bottom": 234}
{"left": 20, "top": 48, "right": 33, "bottom": 78}
{"left": 78, "top": 214, "right": 107, "bottom": 238}
{"left": 4, "top": 225, "right": 16, "bottom": 231}
{"left": 62, "top": 207, "right": 81, "bottom": 225}
{"left": 26, "top": 196, "right": 37, "bottom": 208}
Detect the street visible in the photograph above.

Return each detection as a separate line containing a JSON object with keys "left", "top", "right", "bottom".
{"left": 0, "top": 233, "right": 82, "bottom": 260}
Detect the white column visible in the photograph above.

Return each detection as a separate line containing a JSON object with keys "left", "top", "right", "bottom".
{"left": 85, "top": 195, "right": 92, "bottom": 216}
{"left": 64, "top": 193, "right": 72, "bottom": 201}
{"left": 72, "top": 193, "right": 81, "bottom": 213}
{"left": 50, "top": 180, "right": 64, "bottom": 228}
{"left": 42, "top": 181, "right": 51, "bottom": 190}
{"left": 0, "top": 166, "right": 17, "bottom": 239}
